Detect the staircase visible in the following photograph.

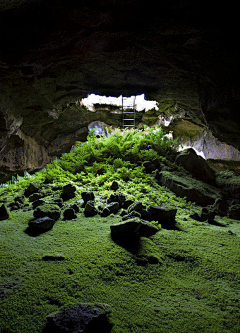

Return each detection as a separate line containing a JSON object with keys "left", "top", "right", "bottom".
{"left": 122, "top": 96, "right": 136, "bottom": 128}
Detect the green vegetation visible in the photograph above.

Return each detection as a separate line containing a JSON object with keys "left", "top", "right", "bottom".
{"left": 0, "top": 126, "right": 240, "bottom": 333}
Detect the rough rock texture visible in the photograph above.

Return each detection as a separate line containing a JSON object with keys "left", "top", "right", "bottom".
{"left": 0, "top": 0, "right": 240, "bottom": 180}
{"left": 157, "top": 170, "right": 221, "bottom": 206}
{"left": 175, "top": 148, "right": 216, "bottom": 183}
{"left": 169, "top": 119, "right": 240, "bottom": 161}
{"left": 33, "top": 203, "right": 61, "bottom": 221}
{"left": 46, "top": 303, "right": 112, "bottom": 333}
{"left": 0, "top": 204, "right": 9, "bottom": 220}
{"left": 28, "top": 217, "right": 55, "bottom": 231}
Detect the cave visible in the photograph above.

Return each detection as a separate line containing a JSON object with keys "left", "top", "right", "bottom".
{"left": 0, "top": 1, "right": 240, "bottom": 333}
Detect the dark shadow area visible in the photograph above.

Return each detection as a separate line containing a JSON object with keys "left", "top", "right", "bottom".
{"left": 110, "top": 234, "right": 141, "bottom": 255}
{"left": 42, "top": 315, "right": 113, "bottom": 333}
{"left": 24, "top": 226, "right": 53, "bottom": 237}
{"left": 208, "top": 219, "right": 227, "bottom": 227}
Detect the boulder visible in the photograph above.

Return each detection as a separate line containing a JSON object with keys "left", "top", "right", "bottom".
{"left": 28, "top": 217, "right": 55, "bottom": 231}
{"left": 107, "top": 202, "right": 120, "bottom": 213}
{"left": 107, "top": 193, "right": 126, "bottom": 208}
{"left": 110, "top": 180, "right": 119, "bottom": 191}
{"left": 84, "top": 200, "right": 97, "bottom": 217}
{"left": 24, "top": 182, "right": 40, "bottom": 197}
{"left": 81, "top": 191, "right": 95, "bottom": 204}
{"left": 32, "top": 199, "right": 45, "bottom": 209}
{"left": 70, "top": 203, "right": 80, "bottom": 213}
{"left": 33, "top": 204, "right": 61, "bottom": 221}
{"left": 46, "top": 303, "right": 112, "bottom": 333}
{"left": 14, "top": 196, "right": 25, "bottom": 205}
{"left": 122, "top": 199, "right": 135, "bottom": 209}
{"left": 0, "top": 204, "right": 9, "bottom": 220}
{"left": 190, "top": 205, "right": 216, "bottom": 222}
{"left": 157, "top": 170, "right": 221, "bottom": 206}
{"left": 100, "top": 207, "right": 111, "bottom": 217}
{"left": 228, "top": 204, "right": 240, "bottom": 220}
{"left": 111, "top": 218, "right": 159, "bottom": 241}
{"left": 29, "top": 193, "right": 44, "bottom": 202}
{"left": 127, "top": 202, "right": 146, "bottom": 215}
{"left": 122, "top": 211, "right": 141, "bottom": 221}
{"left": 63, "top": 208, "right": 77, "bottom": 220}
{"left": 175, "top": 148, "right": 215, "bottom": 184}
{"left": 147, "top": 205, "right": 177, "bottom": 227}
{"left": 61, "top": 183, "right": 77, "bottom": 201}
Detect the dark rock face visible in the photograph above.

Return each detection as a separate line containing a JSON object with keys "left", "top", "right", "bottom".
{"left": 228, "top": 204, "right": 240, "bottom": 220}
{"left": 28, "top": 217, "right": 55, "bottom": 231}
{"left": 61, "top": 183, "right": 77, "bottom": 201}
{"left": 175, "top": 148, "right": 216, "bottom": 184}
{"left": 63, "top": 208, "right": 77, "bottom": 220}
{"left": 157, "top": 170, "right": 221, "bottom": 206}
{"left": 147, "top": 205, "right": 177, "bottom": 228}
{"left": 0, "top": 1, "right": 240, "bottom": 180}
{"left": 46, "top": 303, "right": 112, "bottom": 333}
{"left": 0, "top": 204, "right": 9, "bottom": 220}
{"left": 111, "top": 218, "right": 159, "bottom": 242}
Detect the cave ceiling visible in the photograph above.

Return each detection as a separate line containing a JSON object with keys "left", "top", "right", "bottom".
{"left": 0, "top": 0, "right": 240, "bottom": 180}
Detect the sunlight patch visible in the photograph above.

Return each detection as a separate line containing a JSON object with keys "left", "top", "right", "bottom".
{"left": 81, "top": 93, "right": 158, "bottom": 111}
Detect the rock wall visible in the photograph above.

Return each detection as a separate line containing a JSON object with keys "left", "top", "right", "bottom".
{"left": 169, "top": 119, "right": 240, "bottom": 161}
{"left": 0, "top": 0, "right": 240, "bottom": 181}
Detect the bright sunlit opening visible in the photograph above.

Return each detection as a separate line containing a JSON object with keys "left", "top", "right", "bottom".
{"left": 81, "top": 93, "right": 158, "bottom": 111}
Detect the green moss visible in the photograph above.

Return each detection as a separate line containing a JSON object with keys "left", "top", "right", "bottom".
{"left": 0, "top": 127, "right": 240, "bottom": 332}
{"left": 1, "top": 208, "right": 239, "bottom": 333}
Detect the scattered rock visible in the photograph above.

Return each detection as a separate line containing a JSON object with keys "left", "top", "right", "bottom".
{"left": 0, "top": 204, "right": 9, "bottom": 220}
{"left": 14, "top": 196, "right": 25, "bottom": 205}
{"left": 32, "top": 199, "right": 45, "bottom": 209}
{"left": 63, "top": 208, "right": 77, "bottom": 220}
{"left": 157, "top": 170, "right": 221, "bottom": 206}
{"left": 190, "top": 205, "right": 216, "bottom": 222}
{"left": 122, "top": 211, "right": 141, "bottom": 221}
{"left": 29, "top": 193, "right": 44, "bottom": 202}
{"left": 61, "top": 183, "right": 77, "bottom": 201}
{"left": 228, "top": 204, "right": 240, "bottom": 220}
{"left": 70, "top": 203, "right": 80, "bottom": 213}
{"left": 107, "top": 193, "right": 126, "bottom": 208}
{"left": 175, "top": 148, "right": 216, "bottom": 184}
{"left": 28, "top": 217, "right": 55, "bottom": 231}
{"left": 24, "top": 182, "right": 40, "bottom": 197}
{"left": 46, "top": 303, "right": 112, "bottom": 333}
{"left": 100, "top": 207, "right": 111, "bottom": 217}
{"left": 127, "top": 202, "right": 146, "bottom": 215}
{"left": 111, "top": 218, "right": 159, "bottom": 242}
{"left": 107, "top": 202, "right": 120, "bottom": 213}
{"left": 81, "top": 191, "right": 95, "bottom": 204}
{"left": 147, "top": 205, "right": 177, "bottom": 228}
{"left": 47, "top": 198, "right": 64, "bottom": 208}
{"left": 110, "top": 180, "right": 119, "bottom": 191}
{"left": 8, "top": 202, "right": 21, "bottom": 211}
{"left": 84, "top": 200, "right": 97, "bottom": 217}
{"left": 122, "top": 199, "right": 135, "bottom": 209}
{"left": 33, "top": 204, "right": 61, "bottom": 221}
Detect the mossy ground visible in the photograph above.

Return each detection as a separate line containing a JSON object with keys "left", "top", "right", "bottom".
{"left": 1, "top": 206, "right": 239, "bottom": 333}
{"left": 0, "top": 127, "right": 240, "bottom": 332}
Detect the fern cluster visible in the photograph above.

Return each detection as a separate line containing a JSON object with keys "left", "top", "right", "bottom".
{"left": 0, "top": 126, "right": 179, "bottom": 199}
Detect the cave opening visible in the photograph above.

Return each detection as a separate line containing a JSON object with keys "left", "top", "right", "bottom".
{"left": 81, "top": 93, "right": 158, "bottom": 112}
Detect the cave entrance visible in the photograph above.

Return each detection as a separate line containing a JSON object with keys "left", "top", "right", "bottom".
{"left": 81, "top": 93, "right": 158, "bottom": 112}
{"left": 81, "top": 93, "right": 158, "bottom": 131}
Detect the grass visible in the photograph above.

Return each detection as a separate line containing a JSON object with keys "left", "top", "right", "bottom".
{"left": 0, "top": 126, "right": 240, "bottom": 332}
